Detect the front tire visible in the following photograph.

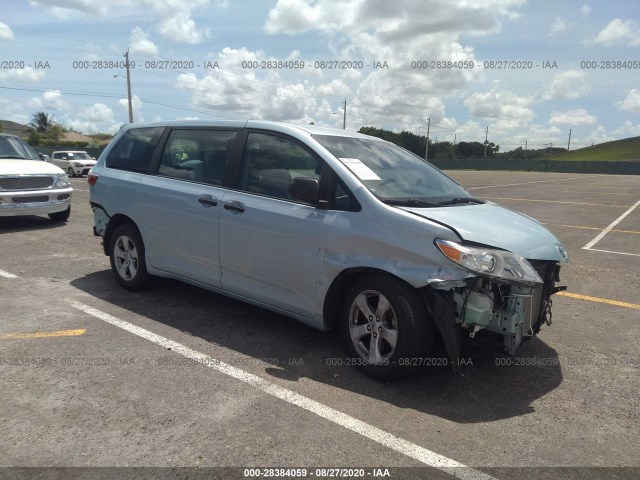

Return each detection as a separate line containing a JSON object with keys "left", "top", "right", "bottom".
{"left": 67, "top": 167, "right": 76, "bottom": 178}
{"left": 48, "top": 206, "right": 70, "bottom": 222}
{"left": 339, "top": 274, "right": 435, "bottom": 381}
{"left": 109, "top": 223, "right": 151, "bottom": 291}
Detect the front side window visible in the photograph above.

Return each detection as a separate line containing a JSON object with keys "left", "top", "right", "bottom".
{"left": 158, "top": 129, "right": 237, "bottom": 185}
{"left": 314, "top": 135, "right": 473, "bottom": 207}
{"left": 106, "top": 127, "right": 164, "bottom": 173}
{"left": 239, "top": 132, "right": 321, "bottom": 200}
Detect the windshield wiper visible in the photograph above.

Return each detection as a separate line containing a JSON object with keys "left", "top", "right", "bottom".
{"left": 437, "top": 197, "right": 485, "bottom": 206}
{"left": 0, "top": 155, "right": 29, "bottom": 159}
{"left": 383, "top": 198, "right": 438, "bottom": 208}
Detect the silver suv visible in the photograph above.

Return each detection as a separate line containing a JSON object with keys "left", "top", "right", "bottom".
{"left": 89, "top": 121, "right": 568, "bottom": 380}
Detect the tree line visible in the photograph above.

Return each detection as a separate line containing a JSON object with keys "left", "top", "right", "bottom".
{"left": 358, "top": 126, "right": 568, "bottom": 159}
{"left": 358, "top": 126, "right": 500, "bottom": 159}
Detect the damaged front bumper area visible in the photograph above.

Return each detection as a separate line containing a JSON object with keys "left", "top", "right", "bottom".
{"left": 450, "top": 260, "right": 565, "bottom": 355}
{"left": 424, "top": 243, "right": 567, "bottom": 374}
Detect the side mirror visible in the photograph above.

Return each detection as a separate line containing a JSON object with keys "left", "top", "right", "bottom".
{"left": 289, "top": 177, "right": 319, "bottom": 206}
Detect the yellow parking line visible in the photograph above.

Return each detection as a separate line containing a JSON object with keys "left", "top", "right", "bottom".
{"left": 0, "top": 328, "right": 86, "bottom": 339}
{"left": 484, "top": 197, "right": 633, "bottom": 208}
{"left": 542, "top": 223, "right": 640, "bottom": 234}
{"left": 556, "top": 292, "right": 640, "bottom": 310}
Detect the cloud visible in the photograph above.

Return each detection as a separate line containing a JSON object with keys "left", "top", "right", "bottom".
{"left": 549, "top": 17, "right": 567, "bottom": 37}
{"left": 549, "top": 109, "right": 596, "bottom": 126}
{"left": 585, "top": 18, "right": 640, "bottom": 47}
{"left": 317, "top": 78, "right": 351, "bottom": 96}
{"left": 62, "top": 103, "right": 121, "bottom": 134}
{"left": 544, "top": 70, "right": 590, "bottom": 100}
{"left": 261, "top": 0, "right": 526, "bottom": 131}
{"left": 580, "top": 4, "right": 591, "bottom": 16}
{"left": 130, "top": 27, "right": 158, "bottom": 56}
{"left": 616, "top": 89, "right": 640, "bottom": 112}
{"left": 612, "top": 120, "right": 640, "bottom": 137}
{"left": 583, "top": 126, "right": 615, "bottom": 145}
{"left": 174, "top": 47, "right": 322, "bottom": 124}
{"left": 28, "top": 90, "right": 71, "bottom": 110}
{"left": 27, "top": 0, "right": 108, "bottom": 18}
{"left": 265, "top": 0, "right": 526, "bottom": 37}
{"left": 157, "top": 11, "right": 210, "bottom": 44}
{"left": 0, "top": 67, "right": 45, "bottom": 84}
{"left": 464, "top": 85, "right": 535, "bottom": 126}
{"left": 0, "top": 21, "right": 14, "bottom": 41}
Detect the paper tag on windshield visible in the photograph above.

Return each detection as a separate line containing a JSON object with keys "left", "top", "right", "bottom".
{"left": 339, "top": 158, "right": 381, "bottom": 181}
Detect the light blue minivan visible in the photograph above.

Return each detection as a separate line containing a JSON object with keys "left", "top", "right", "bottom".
{"left": 89, "top": 121, "right": 568, "bottom": 379}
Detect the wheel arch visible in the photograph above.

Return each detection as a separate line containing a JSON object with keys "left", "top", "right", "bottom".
{"left": 322, "top": 267, "right": 419, "bottom": 330}
{"left": 102, "top": 214, "right": 138, "bottom": 256}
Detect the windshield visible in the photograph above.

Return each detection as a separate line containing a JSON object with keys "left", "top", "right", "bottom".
{"left": 69, "top": 152, "right": 93, "bottom": 160}
{"left": 313, "top": 135, "right": 473, "bottom": 205}
{"left": 0, "top": 135, "right": 41, "bottom": 160}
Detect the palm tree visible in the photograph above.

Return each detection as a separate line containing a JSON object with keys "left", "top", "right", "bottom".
{"left": 28, "top": 112, "right": 55, "bottom": 133}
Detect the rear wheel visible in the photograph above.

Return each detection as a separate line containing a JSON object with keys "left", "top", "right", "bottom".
{"left": 109, "top": 223, "right": 151, "bottom": 291}
{"left": 339, "top": 274, "right": 434, "bottom": 380}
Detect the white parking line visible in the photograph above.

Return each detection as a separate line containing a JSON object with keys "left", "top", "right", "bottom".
{"left": 466, "top": 176, "right": 590, "bottom": 190}
{"left": 583, "top": 199, "right": 640, "bottom": 251}
{"left": 0, "top": 269, "right": 18, "bottom": 279}
{"left": 67, "top": 299, "right": 497, "bottom": 480}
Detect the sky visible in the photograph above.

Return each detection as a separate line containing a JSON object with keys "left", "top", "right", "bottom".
{"left": 1, "top": 0, "right": 639, "bottom": 152}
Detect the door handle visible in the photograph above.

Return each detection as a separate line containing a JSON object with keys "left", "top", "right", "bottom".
{"left": 198, "top": 194, "right": 218, "bottom": 207}
{"left": 223, "top": 201, "right": 245, "bottom": 213}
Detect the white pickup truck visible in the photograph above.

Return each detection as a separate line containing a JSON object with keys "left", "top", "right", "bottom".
{"left": 51, "top": 150, "right": 96, "bottom": 177}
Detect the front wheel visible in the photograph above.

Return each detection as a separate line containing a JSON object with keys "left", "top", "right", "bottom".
{"left": 67, "top": 167, "right": 76, "bottom": 178}
{"left": 109, "top": 223, "right": 151, "bottom": 291}
{"left": 48, "top": 206, "right": 70, "bottom": 222}
{"left": 339, "top": 274, "right": 435, "bottom": 381}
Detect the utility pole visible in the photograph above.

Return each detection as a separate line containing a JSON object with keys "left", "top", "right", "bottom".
{"left": 424, "top": 117, "right": 430, "bottom": 161}
{"left": 567, "top": 128, "right": 572, "bottom": 151}
{"left": 342, "top": 98, "right": 346, "bottom": 130}
{"left": 525, "top": 139, "right": 527, "bottom": 160}
{"left": 124, "top": 49, "right": 133, "bottom": 123}
{"left": 483, "top": 126, "right": 489, "bottom": 158}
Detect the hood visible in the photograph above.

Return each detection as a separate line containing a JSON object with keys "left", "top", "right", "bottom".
{"left": 0, "top": 159, "right": 66, "bottom": 176}
{"left": 401, "top": 202, "right": 568, "bottom": 262}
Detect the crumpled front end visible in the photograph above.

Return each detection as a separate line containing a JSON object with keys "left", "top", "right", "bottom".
{"left": 446, "top": 260, "right": 564, "bottom": 355}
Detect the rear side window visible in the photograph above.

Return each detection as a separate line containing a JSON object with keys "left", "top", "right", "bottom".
{"left": 158, "top": 129, "right": 237, "bottom": 185}
{"left": 106, "top": 127, "right": 164, "bottom": 173}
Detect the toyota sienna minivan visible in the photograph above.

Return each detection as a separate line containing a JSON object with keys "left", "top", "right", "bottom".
{"left": 89, "top": 121, "right": 568, "bottom": 380}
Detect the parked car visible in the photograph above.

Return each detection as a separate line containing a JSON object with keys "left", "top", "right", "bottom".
{"left": 38, "top": 153, "right": 51, "bottom": 162}
{"left": 89, "top": 121, "right": 568, "bottom": 380}
{"left": 0, "top": 133, "right": 72, "bottom": 221}
{"left": 51, "top": 150, "right": 96, "bottom": 177}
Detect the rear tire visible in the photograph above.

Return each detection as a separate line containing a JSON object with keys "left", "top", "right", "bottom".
{"left": 48, "top": 206, "right": 70, "bottom": 222}
{"left": 339, "top": 274, "right": 434, "bottom": 381}
{"left": 109, "top": 223, "right": 151, "bottom": 291}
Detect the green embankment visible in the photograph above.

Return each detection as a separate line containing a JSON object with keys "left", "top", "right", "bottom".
{"left": 547, "top": 136, "right": 640, "bottom": 161}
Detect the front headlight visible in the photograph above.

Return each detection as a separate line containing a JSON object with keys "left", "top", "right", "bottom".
{"left": 73, "top": 162, "right": 83, "bottom": 167}
{"left": 435, "top": 239, "right": 542, "bottom": 286}
{"left": 54, "top": 175, "right": 70, "bottom": 187}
